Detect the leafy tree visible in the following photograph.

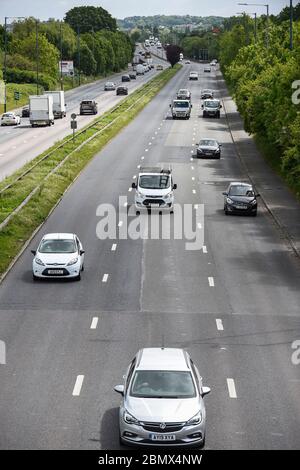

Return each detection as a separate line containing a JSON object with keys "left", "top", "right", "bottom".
{"left": 10, "top": 32, "right": 59, "bottom": 79}
{"left": 166, "top": 45, "right": 181, "bottom": 67}
{"left": 73, "top": 39, "right": 96, "bottom": 76}
{"left": 65, "top": 6, "right": 117, "bottom": 34}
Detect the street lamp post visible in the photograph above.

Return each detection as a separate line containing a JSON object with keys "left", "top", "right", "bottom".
{"left": 3, "top": 16, "right": 26, "bottom": 112}
{"left": 238, "top": 3, "right": 269, "bottom": 48}
{"left": 290, "top": 0, "right": 293, "bottom": 50}
{"left": 77, "top": 26, "right": 81, "bottom": 86}
{"left": 36, "top": 20, "right": 39, "bottom": 95}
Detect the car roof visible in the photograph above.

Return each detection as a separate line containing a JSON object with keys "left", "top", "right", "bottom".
{"left": 42, "top": 233, "right": 76, "bottom": 240}
{"left": 229, "top": 182, "right": 252, "bottom": 187}
{"left": 137, "top": 348, "right": 190, "bottom": 371}
{"left": 200, "top": 138, "right": 217, "bottom": 143}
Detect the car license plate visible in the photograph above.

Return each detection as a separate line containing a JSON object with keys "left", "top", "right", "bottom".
{"left": 150, "top": 434, "right": 176, "bottom": 441}
{"left": 150, "top": 204, "right": 160, "bottom": 208}
{"left": 48, "top": 269, "right": 64, "bottom": 275}
{"left": 236, "top": 204, "right": 247, "bottom": 209}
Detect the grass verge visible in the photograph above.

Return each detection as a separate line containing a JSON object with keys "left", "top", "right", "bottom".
{"left": 0, "top": 83, "right": 38, "bottom": 113}
{"left": 0, "top": 64, "right": 181, "bottom": 277}
{"left": 254, "top": 134, "right": 300, "bottom": 202}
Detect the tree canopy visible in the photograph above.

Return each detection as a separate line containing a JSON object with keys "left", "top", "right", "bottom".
{"left": 64, "top": 6, "right": 117, "bottom": 33}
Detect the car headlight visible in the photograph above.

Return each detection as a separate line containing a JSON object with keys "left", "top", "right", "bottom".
{"left": 123, "top": 409, "right": 139, "bottom": 425}
{"left": 197, "top": 148, "right": 203, "bottom": 153}
{"left": 164, "top": 192, "right": 173, "bottom": 200}
{"left": 251, "top": 199, "right": 257, "bottom": 205}
{"left": 137, "top": 191, "right": 144, "bottom": 198}
{"left": 35, "top": 257, "right": 45, "bottom": 266}
{"left": 226, "top": 197, "right": 234, "bottom": 204}
{"left": 187, "top": 411, "right": 202, "bottom": 426}
{"left": 67, "top": 257, "right": 79, "bottom": 266}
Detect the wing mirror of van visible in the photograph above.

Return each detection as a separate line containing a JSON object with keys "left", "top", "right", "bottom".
{"left": 114, "top": 385, "right": 124, "bottom": 395}
{"left": 220, "top": 104, "right": 223, "bottom": 108}
{"left": 201, "top": 104, "right": 204, "bottom": 108}
{"left": 31, "top": 250, "right": 36, "bottom": 256}
{"left": 202, "top": 386, "right": 211, "bottom": 397}
{"left": 222, "top": 192, "right": 228, "bottom": 196}
{"left": 132, "top": 182, "right": 137, "bottom": 189}
{"left": 173, "top": 183, "right": 177, "bottom": 190}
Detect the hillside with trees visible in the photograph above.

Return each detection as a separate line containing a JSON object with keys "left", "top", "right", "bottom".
{"left": 218, "top": 3, "right": 300, "bottom": 196}
{"left": 0, "top": 5, "right": 133, "bottom": 109}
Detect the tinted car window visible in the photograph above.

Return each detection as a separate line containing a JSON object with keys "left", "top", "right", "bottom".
{"left": 130, "top": 370, "right": 196, "bottom": 398}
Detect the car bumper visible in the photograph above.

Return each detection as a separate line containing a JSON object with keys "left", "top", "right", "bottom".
{"left": 32, "top": 262, "right": 81, "bottom": 278}
{"left": 226, "top": 204, "right": 257, "bottom": 214}
{"left": 197, "top": 151, "right": 220, "bottom": 158}
{"left": 120, "top": 420, "right": 205, "bottom": 447}
{"left": 135, "top": 198, "right": 174, "bottom": 211}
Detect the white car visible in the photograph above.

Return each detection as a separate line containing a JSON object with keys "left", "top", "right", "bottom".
{"left": 1, "top": 112, "right": 21, "bottom": 126}
{"left": 104, "top": 81, "right": 116, "bottom": 91}
{"left": 31, "top": 233, "right": 85, "bottom": 281}
{"left": 114, "top": 348, "right": 211, "bottom": 448}
{"left": 189, "top": 72, "right": 199, "bottom": 80}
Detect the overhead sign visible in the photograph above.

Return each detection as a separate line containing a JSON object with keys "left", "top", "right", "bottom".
{"left": 59, "top": 61, "right": 74, "bottom": 76}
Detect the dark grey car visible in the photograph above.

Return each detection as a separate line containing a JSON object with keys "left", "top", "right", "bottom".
{"left": 223, "top": 182, "right": 260, "bottom": 216}
{"left": 196, "top": 139, "right": 221, "bottom": 159}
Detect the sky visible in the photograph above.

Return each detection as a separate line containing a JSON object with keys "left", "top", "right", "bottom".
{"left": 0, "top": 0, "right": 292, "bottom": 24}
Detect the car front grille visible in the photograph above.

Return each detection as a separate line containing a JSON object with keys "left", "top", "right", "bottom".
{"left": 142, "top": 422, "right": 185, "bottom": 433}
{"left": 143, "top": 199, "right": 165, "bottom": 206}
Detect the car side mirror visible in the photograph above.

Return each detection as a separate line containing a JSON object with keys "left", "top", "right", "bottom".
{"left": 201, "top": 104, "right": 204, "bottom": 108}
{"left": 80, "top": 250, "right": 85, "bottom": 255}
{"left": 31, "top": 250, "right": 36, "bottom": 256}
{"left": 222, "top": 192, "right": 227, "bottom": 196}
{"left": 191, "top": 104, "right": 193, "bottom": 108}
{"left": 256, "top": 193, "right": 260, "bottom": 197}
{"left": 173, "top": 184, "right": 177, "bottom": 190}
{"left": 169, "top": 104, "right": 171, "bottom": 107}
{"left": 114, "top": 385, "right": 124, "bottom": 395}
{"left": 220, "top": 104, "right": 223, "bottom": 108}
{"left": 219, "top": 144, "right": 222, "bottom": 147}
{"left": 132, "top": 182, "right": 137, "bottom": 189}
{"left": 202, "top": 386, "right": 211, "bottom": 397}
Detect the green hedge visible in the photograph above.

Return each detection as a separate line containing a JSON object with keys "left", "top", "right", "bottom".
{"left": 6, "top": 68, "right": 56, "bottom": 91}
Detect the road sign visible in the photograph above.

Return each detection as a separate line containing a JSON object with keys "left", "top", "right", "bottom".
{"left": 71, "top": 113, "right": 77, "bottom": 120}
{"left": 71, "top": 120, "right": 77, "bottom": 129}
{"left": 14, "top": 91, "right": 21, "bottom": 101}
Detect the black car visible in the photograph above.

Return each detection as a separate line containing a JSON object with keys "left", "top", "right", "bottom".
{"left": 196, "top": 139, "right": 221, "bottom": 159}
{"left": 223, "top": 182, "right": 260, "bottom": 216}
{"left": 79, "top": 100, "right": 98, "bottom": 115}
{"left": 201, "top": 89, "right": 214, "bottom": 99}
{"left": 116, "top": 86, "right": 128, "bottom": 96}
{"left": 121, "top": 75, "right": 131, "bottom": 82}
{"left": 129, "top": 72, "right": 137, "bottom": 79}
{"left": 22, "top": 105, "right": 30, "bottom": 117}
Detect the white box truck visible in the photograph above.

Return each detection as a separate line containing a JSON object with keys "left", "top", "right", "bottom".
{"left": 136, "top": 64, "right": 145, "bottom": 75}
{"left": 44, "top": 91, "right": 66, "bottom": 118}
{"left": 29, "top": 95, "right": 54, "bottom": 127}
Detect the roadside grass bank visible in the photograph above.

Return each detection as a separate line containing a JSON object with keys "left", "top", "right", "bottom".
{"left": 0, "top": 64, "right": 181, "bottom": 278}
{"left": 254, "top": 135, "right": 300, "bottom": 203}
{"left": 0, "top": 83, "right": 38, "bottom": 113}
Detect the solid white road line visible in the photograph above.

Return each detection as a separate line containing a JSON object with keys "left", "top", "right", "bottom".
{"left": 208, "top": 277, "right": 215, "bottom": 287}
{"left": 72, "top": 375, "right": 84, "bottom": 396}
{"left": 102, "top": 274, "right": 109, "bottom": 283}
{"left": 227, "top": 378, "right": 237, "bottom": 398}
{"left": 111, "top": 243, "right": 117, "bottom": 251}
{"left": 90, "top": 317, "right": 99, "bottom": 329}
{"left": 216, "top": 319, "right": 224, "bottom": 331}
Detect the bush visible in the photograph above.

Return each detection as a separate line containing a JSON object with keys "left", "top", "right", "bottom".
{"left": 6, "top": 68, "right": 56, "bottom": 90}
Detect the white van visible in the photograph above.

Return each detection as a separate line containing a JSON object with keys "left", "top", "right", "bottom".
{"left": 136, "top": 64, "right": 145, "bottom": 75}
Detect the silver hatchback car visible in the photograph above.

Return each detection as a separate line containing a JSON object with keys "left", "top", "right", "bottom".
{"left": 114, "top": 348, "right": 210, "bottom": 448}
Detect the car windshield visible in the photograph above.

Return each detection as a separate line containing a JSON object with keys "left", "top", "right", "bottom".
{"left": 229, "top": 186, "right": 254, "bottom": 197}
{"left": 173, "top": 101, "right": 189, "bottom": 108}
{"left": 81, "top": 101, "right": 92, "bottom": 105}
{"left": 199, "top": 140, "right": 217, "bottom": 147}
{"left": 139, "top": 175, "right": 170, "bottom": 189}
{"left": 3, "top": 113, "right": 13, "bottom": 117}
{"left": 130, "top": 370, "right": 196, "bottom": 398}
{"left": 205, "top": 101, "right": 219, "bottom": 108}
{"left": 203, "top": 90, "right": 212, "bottom": 94}
{"left": 39, "top": 239, "right": 76, "bottom": 254}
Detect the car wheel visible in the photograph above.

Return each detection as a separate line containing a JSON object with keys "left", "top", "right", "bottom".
{"left": 224, "top": 207, "right": 229, "bottom": 215}
{"left": 136, "top": 210, "right": 140, "bottom": 215}
{"left": 198, "top": 436, "right": 206, "bottom": 449}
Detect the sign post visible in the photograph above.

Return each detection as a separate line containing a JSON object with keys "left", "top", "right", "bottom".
{"left": 71, "top": 113, "right": 77, "bottom": 143}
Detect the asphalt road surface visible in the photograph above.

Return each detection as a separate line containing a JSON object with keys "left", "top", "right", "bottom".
{"left": 0, "top": 60, "right": 299, "bottom": 450}
{"left": 0, "top": 47, "right": 165, "bottom": 181}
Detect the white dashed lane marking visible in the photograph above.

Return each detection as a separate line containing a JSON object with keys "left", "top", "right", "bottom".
{"left": 72, "top": 375, "right": 84, "bottom": 396}
{"left": 90, "top": 317, "right": 99, "bottom": 329}
{"left": 102, "top": 274, "right": 109, "bottom": 283}
{"left": 208, "top": 277, "right": 215, "bottom": 287}
{"left": 216, "top": 319, "right": 224, "bottom": 331}
{"left": 227, "top": 378, "right": 237, "bottom": 398}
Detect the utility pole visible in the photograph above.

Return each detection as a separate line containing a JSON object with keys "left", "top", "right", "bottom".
{"left": 254, "top": 13, "right": 257, "bottom": 43}
{"left": 60, "top": 22, "right": 63, "bottom": 90}
{"left": 77, "top": 26, "right": 81, "bottom": 86}
{"left": 36, "top": 20, "right": 39, "bottom": 95}
{"left": 3, "top": 17, "right": 8, "bottom": 113}
{"left": 290, "top": 0, "right": 293, "bottom": 50}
